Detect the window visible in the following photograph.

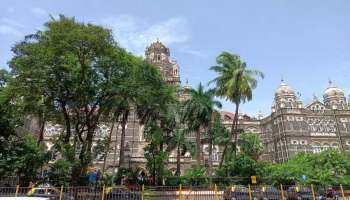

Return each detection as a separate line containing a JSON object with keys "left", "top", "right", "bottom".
{"left": 291, "top": 140, "right": 298, "bottom": 145}
{"left": 311, "top": 143, "right": 322, "bottom": 153}
{"left": 157, "top": 54, "right": 161, "bottom": 61}
{"left": 300, "top": 140, "right": 307, "bottom": 145}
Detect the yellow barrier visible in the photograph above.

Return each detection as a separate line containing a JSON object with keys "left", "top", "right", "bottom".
{"left": 248, "top": 184, "right": 252, "bottom": 200}
{"left": 15, "top": 185, "right": 19, "bottom": 197}
{"left": 141, "top": 184, "right": 144, "bottom": 200}
{"left": 280, "top": 184, "right": 285, "bottom": 200}
{"left": 311, "top": 184, "right": 316, "bottom": 200}
{"left": 214, "top": 184, "right": 219, "bottom": 200}
{"left": 179, "top": 184, "right": 182, "bottom": 200}
{"left": 340, "top": 184, "right": 345, "bottom": 199}
{"left": 101, "top": 185, "right": 105, "bottom": 200}
{"left": 59, "top": 186, "right": 63, "bottom": 200}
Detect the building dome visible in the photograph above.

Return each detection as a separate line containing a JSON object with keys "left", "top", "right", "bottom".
{"left": 183, "top": 79, "right": 192, "bottom": 91}
{"left": 275, "top": 80, "right": 295, "bottom": 96}
{"left": 323, "top": 80, "right": 344, "bottom": 99}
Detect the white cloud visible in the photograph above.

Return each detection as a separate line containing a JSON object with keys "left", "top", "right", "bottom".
{"left": 31, "top": 7, "right": 48, "bottom": 16}
{"left": 0, "top": 18, "right": 25, "bottom": 37}
{"left": 0, "top": 25, "right": 22, "bottom": 36}
{"left": 100, "top": 15, "right": 189, "bottom": 56}
{"left": 1, "top": 18, "right": 25, "bottom": 29}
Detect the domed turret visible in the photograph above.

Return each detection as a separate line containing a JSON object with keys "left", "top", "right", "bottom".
{"left": 180, "top": 79, "right": 192, "bottom": 101}
{"left": 323, "top": 80, "right": 347, "bottom": 110}
{"left": 273, "top": 80, "right": 301, "bottom": 110}
{"left": 275, "top": 80, "right": 295, "bottom": 97}
{"left": 323, "top": 80, "right": 344, "bottom": 99}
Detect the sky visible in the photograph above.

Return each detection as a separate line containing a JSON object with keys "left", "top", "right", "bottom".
{"left": 1, "top": 0, "right": 350, "bottom": 117}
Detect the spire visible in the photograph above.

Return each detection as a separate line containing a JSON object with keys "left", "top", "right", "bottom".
{"left": 313, "top": 93, "right": 319, "bottom": 102}
{"left": 328, "top": 79, "right": 333, "bottom": 87}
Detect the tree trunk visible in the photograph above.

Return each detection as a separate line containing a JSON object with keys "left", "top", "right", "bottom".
{"left": 118, "top": 110, "right": 129, "bottom": 168}
{"left": 62, "top": 105, "right": 71, "bottom": 143}
{"left": 232, "top": 102, "right": 240, "bottom": 157}
{"left": 208, "top": 128, "right": 213, "bottom": 177}
{"left": 37, "top": 113, "right": 45, "bottom": 145}
{"left": 112, "top": 124, "right": 120, "bottom": 173}
{"left": 219, "top": 102, "right": 240, "bottom": 168}
{"left": 102, "top": 118, "right": 116, "bottom": 176}
{"left": 195, "top": 128, "right": 201, "bottom": 166}
{"left": 176, "top": 146, "right": 181, "bottom": 176}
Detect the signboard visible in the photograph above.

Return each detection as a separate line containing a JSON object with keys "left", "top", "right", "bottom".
{"left": 251, "top": 176, "right": 257, "bottom": 184}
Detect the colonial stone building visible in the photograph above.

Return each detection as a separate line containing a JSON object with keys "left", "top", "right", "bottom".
{"left": 260, "top": 80, "right": 350, "bottom": 163}
{"left": 220, "top": 79, "right": 350, "bottom": 163}
{"left": 35, "top": 41, "right": 350, "bottom": 174}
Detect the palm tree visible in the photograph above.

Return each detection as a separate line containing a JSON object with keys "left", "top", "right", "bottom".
{"left": 238, "top": 132, "right": 264, "bottom": 160}
{"left": 202, "top": 111, "right": 222, "bottom": 177}
{"left": 210, "top": 52, "right": 264, "bottom": 167}
{"left": 182, "top": 83, "right": 222, "bottom": 166}
{"left": 166, "top": 129, "right": 194, "bottom": 176}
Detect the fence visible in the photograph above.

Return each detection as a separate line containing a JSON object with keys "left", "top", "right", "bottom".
{"left": 1, "top": 184, "right": 350, "bottom": 199}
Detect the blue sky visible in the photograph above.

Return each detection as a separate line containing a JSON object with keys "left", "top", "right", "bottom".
{"left": 1, "top": 0, "right": 350, "bottom": 117}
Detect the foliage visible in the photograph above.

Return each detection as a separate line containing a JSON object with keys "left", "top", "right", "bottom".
{"left": 47, "top": 159, "right": 72, "bottom": 186}
{"left": 144, "top": 121, "right": 172, "bottom": 185}
{"left": 92, "top": 136, "right": 110, "bottom": 161}
{"left": 183, "top": 166, "right": 207, "bottom": 186}
{"left": 238, "top": 132, "right": 264, "bottom": 160}
{"left": 264, "top": 150, "right": 350, "bottom": 186}
{"left": 182, "top": 83, "right": 221, "bottom": 166}
{"left": 0, "top": 135, "right": 48, "bottom": 186}
{"left": 210, "top": 52, "right": 264, "bottom": 167}
{"left": 166, "top": 128, "right": 194, "bottom": 176}
{"left": 211, "top": 116, "right": 230, "bottom": 146}
{"left": 216, "top": 131, "right": 265, "bottom": 184}
{"left": 7, "top": 15, "right": 151, "bottom": 184}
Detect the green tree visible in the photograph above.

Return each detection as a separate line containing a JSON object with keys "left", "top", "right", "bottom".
{"left": 202, "top": 112, "right": 224, "bottom": 177}
{"left": 0, "top": 135, "right": 48, "bottom": 186}
{"left": 182, "top": 83, "right": 221, "bottom": 166}
{"left": 9, "top": 15, "right": 137, "bottom": 183}
{"left": 263, "top": 150, "right": 350, "bottom": 186}
{"left": 210, "top": 52, "right": 264, "bottom": 167}
{"left": 47, "top": 135, "right": 79, "bottom": 186}
{"left": 143, "top": 121, "right": 171, "bottom": 185}
{"left": 238, "top": 132, "right": 264, "bottom": 160}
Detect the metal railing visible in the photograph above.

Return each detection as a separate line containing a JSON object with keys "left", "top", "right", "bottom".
{"left": 1, "top": 184, "right": 350, "bottom": 200}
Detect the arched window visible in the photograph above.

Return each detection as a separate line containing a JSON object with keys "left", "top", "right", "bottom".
{"left": 311, "top": 142, "right": 322, "bottom": 153}
{"left": 331, "top": 143, "right": 339, "bottom": 149}
{"left": 322, "top": 143, "right": 330, "bottom": 151}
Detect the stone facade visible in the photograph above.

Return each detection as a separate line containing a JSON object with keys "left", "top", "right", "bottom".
{"left": 145, "top": 40, "right": 180, "bottom": 85}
